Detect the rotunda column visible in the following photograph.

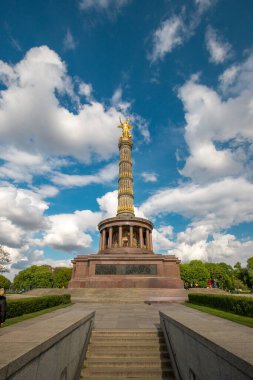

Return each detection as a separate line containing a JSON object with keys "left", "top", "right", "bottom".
{"left": 139, "top": 227, "right": 144, "bottom": 248}
{"left": 149, "top": 232, "right": 153, "bottom": 251}
{"left": 130, "top": 226, "right": 133, "bottom": 247}
{"left": 102, "top": 229, "right": 106, "bottom": 250}
{"left": 146, "top": 229, "right": 150, "bottom": 250}
{"left": 108, "top": 227, "right": 113, "bottom": 248}
{"left": 99, "top": 232, "right": 102, "bottom": 251}
{"left": 119, "top": 226, "right": 122, "bottom": 248}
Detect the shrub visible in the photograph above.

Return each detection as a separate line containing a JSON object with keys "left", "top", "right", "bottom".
{"left": 6, "top": 294, "right": 71, "bottom": 319}
{"left": 188, "top": 293, "right": 253, "bottom": 317}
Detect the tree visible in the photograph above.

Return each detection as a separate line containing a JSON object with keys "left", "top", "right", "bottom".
{"left": 180, "top": 260, "right": 209, "bottom": 288}
{"left": 0, "top": 274, "right": 11, "bottom": 289}
{"left": 13, "top": 265, "right": 54, "bottom": 291}
{"left": 205, "top": 262, "right": 234, "bottom": 290}
{"left": 0, "top": 246, "right": 10, "bottom": 273}
{"left": 247, "top": 257, "right": 253, "bottom": 270}
{"left": 53, "top": 267, "right": 72, "bottom": 288}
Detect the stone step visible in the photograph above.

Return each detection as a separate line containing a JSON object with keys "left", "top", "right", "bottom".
{"left": 89, "top": 341, "right": 167, "bottom": 348}
{"left": 81, "top": 329, "right": 174, "bottom": 380}
{"left": 85, "top": 357, "right": 171, "bottom": 367}
{"left": 92, "top": 329, "right": 162, "bottom": 335}
{"left": 82, "top": 367, "right": 173, "bottom": 377}
{"left": 81, "top": 376, "right": 171, "bottom": 380}
{"left": 86, "top": 352, "right": 169, "bottom": 359}
{"left": 91, "top": 336, "right": 164, "bottom": 343}
{"left": 87, "top": 346, "right": 167, "bottom": 357}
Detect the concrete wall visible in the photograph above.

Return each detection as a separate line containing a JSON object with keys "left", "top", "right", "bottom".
{"left": 0, "top": 308, "right": 95, "bottom": 380}
{"left": 160, "top": 311, "right": 253, "bottom": 380}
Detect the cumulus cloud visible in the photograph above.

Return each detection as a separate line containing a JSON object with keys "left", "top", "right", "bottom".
{"left": 178, "top": 55, "right": 253, "bottom": 182}
{"left": 51, "top": 162, "right": 118, "bottom": 188}
{"left": 0, "top": 46, "right": 123, "bottom": 166}
{"left": 170, "top": 229, "right": 253, "bottom": 266}
{"left": 140, "top": 52, "right": 253, "bottom": 265}
{"left": 41, "top": 210, "right": 101, "bottom": 252}
{"left": 141, "top": 177, "right": 253, "bottom": 230}
{"left": 0, "top": 184, "right": 49, "bottom": 250}
{"left": 141, "top": 172, "right": 158, "bottom": 183}
{"left": 0, "top": 46, "right": 149, "bottom": 190}
{"left": 205, "top": 27, "right": 232, "bottom": 64}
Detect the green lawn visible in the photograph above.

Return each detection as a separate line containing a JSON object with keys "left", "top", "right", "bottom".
{"left": 2, "top": 303, "right": 72, "bottom": 328}
{"left": 185, "top": 302, "right": 253, "bottom": 328}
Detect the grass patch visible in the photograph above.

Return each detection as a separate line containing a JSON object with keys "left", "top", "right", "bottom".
{"left": 2, "top": 303, "right": 72, "bottom": 328}
{"left": 185, "top": 302, "right": 253, "bottom": 328}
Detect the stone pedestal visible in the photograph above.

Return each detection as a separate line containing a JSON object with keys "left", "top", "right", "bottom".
{"left": 69, "top": 216, "right": 183, "bottom": 289}
{"left": 68, "top": 252, "right": 183, "bottom": 289}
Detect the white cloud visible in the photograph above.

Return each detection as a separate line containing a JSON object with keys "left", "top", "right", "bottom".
{"left": 170, "top": 230, "right": 253, "bottom": 266}
{"left": 51, "top": 162, "right": 118, "bottom": 188}
{"left": 141, "top": 177, "right": 253, "bottom": 230}
{"left": 177, "top": 56, "right": 253, "bottom": 183}
{"left": 63, "top": 29, "right": 77, "bottom": 51}
{"left": 42, "top": 210, "right": 101, "bottom": 252}
{"left": 0, "top": 46, "right": 123, "bottom": 166}
{"left": 34, "top": 185, "right": 59, "bottom": 199}
{"left": 111, "top": 87, "right": 131, "bottom": 112}
{"left": 141, "top": 172, "right": 158, "bottom": 183}
{"left": 150, "top": 17, "right": 184, "bottom": 61}
{"left": 96, "top": 190, "right": 118, "bottom": 218}
{"left": 79, "top": 82, "right": 93, "bottom": 98}
{"left": 79, "top": 0, "right": 129, "bottom": 11}
{"left": 150, "top": 1, "right": 215, "bottom": 62}
{"left": 0, "top": 46, "right": 149, "bottom": 188}
{"left": 0, "top": 185, "right": 49, "bottom": 249}
{"left": 219, "top": 65, "right": 239, "bottom": 91}
{"left": 0, "top": 185, "right": 48, "bottom": 232}
{"left": 205, "top": 27, "right": 232, "bottom": 64}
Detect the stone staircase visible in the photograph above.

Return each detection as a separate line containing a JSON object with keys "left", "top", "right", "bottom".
{"left": 80, "top": 329, "right": 174, "bottom": 379}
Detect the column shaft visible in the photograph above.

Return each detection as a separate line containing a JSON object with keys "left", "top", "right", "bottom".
{"left": 149, "top": 232, "right": 153, "bottom": 251}
{"left": 139, "top": 227, "right": 144, "bottom": 248}
{"left": 146, "top": 229, "right": 150, "bottom": 250}
{"left": 99, "top": 232, "right": 102, "bottom": 251}
{"left": 108, "top": 227, "right": 113, "bottom": 248}
{"left": 119, "top": 226, "right": 122, "bottom": 248}
{"left": 102, "top": 229, "right": 106, "bottom": 250}
{"left": 130, "top": 226, "right": 133, "bottom": 247}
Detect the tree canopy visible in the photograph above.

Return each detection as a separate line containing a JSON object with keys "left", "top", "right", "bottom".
{"left": 0, "top": 274, "right": 11, "bottom": 289}
{"left": 13, "top": 265, "right": 72, "bottom": 291}
{"left": 180, "top": 257, "right": 253, "bottom": 290}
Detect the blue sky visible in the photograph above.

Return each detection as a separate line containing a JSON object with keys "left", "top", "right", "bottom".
{"left": 1, "top": 0, "right": 253, "bottom": 278}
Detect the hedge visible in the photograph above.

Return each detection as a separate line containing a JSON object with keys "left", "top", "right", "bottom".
{"left": 6, "top": 294, "right": 71, "bottom": 319}
{"left": 188, "top": 293, "right": 253, "bottom": 318}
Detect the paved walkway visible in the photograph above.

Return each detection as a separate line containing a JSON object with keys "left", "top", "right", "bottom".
{"left": 1, "top": 302, "right": 252, "bottom": 367}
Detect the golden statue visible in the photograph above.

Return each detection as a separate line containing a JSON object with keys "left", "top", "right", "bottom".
{"left": 118, "top": 116, "right": 133, "bottom": 139}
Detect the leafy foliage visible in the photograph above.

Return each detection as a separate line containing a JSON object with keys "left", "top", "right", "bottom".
{"left": 0, "top": 246, "right": 10, "bottom": 273}
{"left": 180, "top": 258, "right": 253, "bottom": 290}
{"left": 0, "top": 274, "right": 11, "bottom": 289}
{"left": 13, "top": 265, "right": 72, "bottom": 291}
{"left": 6, "top": 294, "right": 71, "bottom": 319}
{"left": 53, "top": 267, "right": 72, "bottom": 288}
{"left": 180, "top": 260, "right": 209, "bottom": 288}
{"left": 188, "top": 293, "right": 253, "bottom": 318}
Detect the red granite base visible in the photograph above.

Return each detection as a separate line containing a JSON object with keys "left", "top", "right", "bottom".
{"left": 68, "top": 253, "right": 184, "bottom": 289}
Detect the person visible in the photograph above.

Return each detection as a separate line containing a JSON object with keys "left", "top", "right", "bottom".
{"left": 0, "top": 288, "right": 7, "bottom": 327}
